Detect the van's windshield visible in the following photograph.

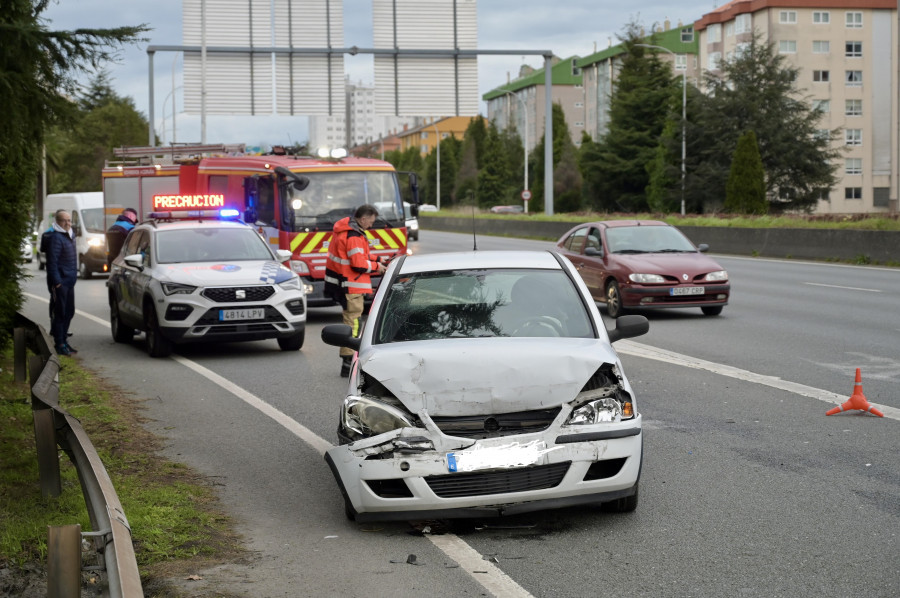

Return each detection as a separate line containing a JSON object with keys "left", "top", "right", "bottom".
{"left": 82, "top": 208, "right": 106, "bottom": 233}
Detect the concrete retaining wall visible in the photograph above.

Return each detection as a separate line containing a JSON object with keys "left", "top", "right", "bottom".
{"left": 421, "top": 217, "right": 900, "bottom": 264}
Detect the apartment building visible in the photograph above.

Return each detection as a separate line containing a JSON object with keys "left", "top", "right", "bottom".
{"left": 395, "top": 116, "right": 482, "bottom": 155}
{"left": 578, "top": 24, "right": 700, "bottom": 142}
{"left": 694, "top": 0, "right": 898, "bottom": 214}
{"left": 309, "top": 78, "right": 417, "bottom": 153}
{"left": 483, "top": 56, "right": 585, "bottom": 152}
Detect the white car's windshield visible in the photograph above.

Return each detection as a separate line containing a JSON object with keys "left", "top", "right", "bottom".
{"left": 156, "top": 228, "right": 274, "bottom": 263}
{"left": 374, "top": 268, "right": 594, "bottom": 343}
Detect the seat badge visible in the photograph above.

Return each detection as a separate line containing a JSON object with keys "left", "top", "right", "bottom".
{"left": 236, "top": 289, "right": 246, "bottom": 299}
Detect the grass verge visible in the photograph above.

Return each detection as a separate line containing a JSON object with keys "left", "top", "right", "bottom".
{"left": 0, "top": 348, "right": 245, "bottom": 597}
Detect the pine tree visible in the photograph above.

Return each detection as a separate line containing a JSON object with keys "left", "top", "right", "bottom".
{"left": 725, "top": 130, "right": 767, "bottom": 215}
{"left": 0, "top": 0, "right": 147, "bottom": 349}
{"left": 476, "top": 124, "right": 512, "bottom": 208}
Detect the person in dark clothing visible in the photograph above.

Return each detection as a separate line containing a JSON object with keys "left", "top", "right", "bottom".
{"left": 46, "top": 210, "right": 79, "bottom": 356}
{"left": 106, "top": 208, "right": 138, "bottom": 267}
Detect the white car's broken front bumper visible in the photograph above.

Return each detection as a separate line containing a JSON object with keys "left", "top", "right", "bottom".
{"left": 324, "top": 415, "right": 642, "bottom": 522}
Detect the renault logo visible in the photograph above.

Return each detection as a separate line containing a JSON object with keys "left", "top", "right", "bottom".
{"left": 236, "top": 289, "right": 246, "bottom": 299}
{"left": 682, "top": 274, "right": 689, "bottom": 281}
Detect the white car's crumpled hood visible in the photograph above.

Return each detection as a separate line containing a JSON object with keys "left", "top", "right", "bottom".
{"left": 155, "top": 261, "right": 294, "bottom": 286}
{"left": 358, "top": 337, "right": 620, "bottom": 416}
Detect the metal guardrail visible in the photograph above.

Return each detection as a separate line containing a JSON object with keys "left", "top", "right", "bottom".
{"left": 13, "top": 312, "right": 143, "bottom": 597}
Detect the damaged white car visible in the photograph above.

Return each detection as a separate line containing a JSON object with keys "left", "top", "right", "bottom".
{"left": 321, "top": 250, "right": 650, "bottom": 522}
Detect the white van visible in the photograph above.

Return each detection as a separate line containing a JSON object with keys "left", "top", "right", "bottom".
{"left": 38, "top": 192, "right": 109, "bottom": 278}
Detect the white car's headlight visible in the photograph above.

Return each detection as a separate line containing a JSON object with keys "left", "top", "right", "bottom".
{"left": 629, "top": 273, "right": 665, "bottom": 283}
{"left": 342, "top": 396, "right": 413, "bottom": 437}
{"left": 278, "top": 276, "right": 303, "bottom": 291}
{"left": 566, "top": 395, "right": 634, "bottom": 425}
{"left": 407, "top": 219, "right": 419, "bottom": 231}
{"left": 703, "top": 270, "right": 728, "bottom": 282}
{"left": 161, "top": 282, "right": 197, "bottom": 295}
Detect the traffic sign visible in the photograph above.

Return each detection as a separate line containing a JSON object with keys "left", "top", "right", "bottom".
{"left": 521, "top": 190, "right": 532, "bottom": 201}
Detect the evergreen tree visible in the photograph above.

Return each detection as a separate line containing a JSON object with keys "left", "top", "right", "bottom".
{"left": 424, "top": 135, "right": 459, "bottom": 207}
{"left": 554, "top": 133, "right": 583, "bottom": 213}
{"left": 455, "top": 136, "right": 479, "bottom": 207}
{"left": 531, "top": 102, "right": 571, "bottom": 213}
{"left": 583, "top": 24, "right": 678, "bottom": 213}
{"left": 645, "top": 119, "right": 681, "bottom": 213}
{"left": 691, "top": 34, "right": 838, "bottom": 212}
{"left": 0, "top": 0, "right": 146, "bottom": 348}
{"left": 463, "top": 117, "right": 488, "bottom": 169}
{"left": 725, "top": 130, "right": 767, "bottom": 215}
{"left": 476, "top": 124, "right": 512, "bottom": 208}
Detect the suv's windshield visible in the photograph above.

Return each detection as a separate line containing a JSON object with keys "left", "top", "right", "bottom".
{"left": 606, "top": 226, "right": 696, "bottom": 254}
{"left": 286, "top": 171, "right": 402, "bottom": 230}
{"left": 374, "top": 269, "right": 594, "bottom": 343}
{"left": 156, "top": 227, "right": 274, "bottom": 263}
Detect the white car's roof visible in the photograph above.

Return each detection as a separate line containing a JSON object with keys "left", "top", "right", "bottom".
{"left": 398, "top": 250, "right": 563, "bottom": 274}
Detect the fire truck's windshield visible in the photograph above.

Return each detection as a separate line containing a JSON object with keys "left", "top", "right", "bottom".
{"left": 286, "top": 171, "right": 402, "bottom": 231}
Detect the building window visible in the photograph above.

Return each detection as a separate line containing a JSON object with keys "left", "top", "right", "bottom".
{"left": 681, "top": 27, "right": 694, "bottom": 43}
{"left": 675, "top": 54, "right": 687, "bottom": 70}
{"left": 813, "top": 70, "right": 830, "bottom": 82}
{"left": 813, "top": 11, "right": 830, "bottom": 24}
{"left": 575, "top": 122, "right": 584, "bottom": 127}
{"left": 707, "top": 24, "right": 721, "bottom": 43}
{"left": 812, "top": 100, "right": 830, "bottom": 113}
{"left": 845, "top": 70, "right": 862, "bottom": 86}
{"left": 874, "top": 188, "right": 890, "bottom": 207}
{"left": 844, "top": 187, "right": 862, "bottom": 200}
{"left": 845, "top": 41, "right": 862, "bottom": 57}
{"left": 420, "top": 145, "right": 428, "bottom": 153}
{"left": 707, "top": 52, "right": 722, "bottom": 71}
{"left": 846, "top": 12, "right": 862, "bottom": 28}
{"left": 814, "top": 129, "right": 830, "bottom": 140}
{"left": 845, "top": 129, "right": 862, "bottom": 146}
{"left": 574, "top": 102, "right": 583, "bottom": 108}
{"left": 735, "top": 14, "right": 751, "bottom": 33}
{"left": 845, "top": 158, "right": 862, "bottom": 175}
{"left": 845, "top": 99, "right": 862, "bottom": 116}
{"left": 812, "top": 40, "right": 830, "bottom": 54}
{"left": 421, "top": 132, "right": 428, "bottom": 139}
{"left": 778, "top": 40, "right": 797, "bottom": 54}
{"left": 779, "top": 11, "right": 797, "bottom": 24}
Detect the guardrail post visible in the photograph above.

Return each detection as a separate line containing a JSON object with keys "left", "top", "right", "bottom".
{"left": 14, "top": 326, "right": 26, "bottom": 382}
{"left": 30, "top": 354, "right": 61, "bottom": 498}
{"left": 47, "top": 524, "right": 82, "bottom": 597}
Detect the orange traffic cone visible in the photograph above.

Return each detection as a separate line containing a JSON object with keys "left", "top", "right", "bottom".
{"left": 826, "top": 368, "right": 884, "bottom": 417}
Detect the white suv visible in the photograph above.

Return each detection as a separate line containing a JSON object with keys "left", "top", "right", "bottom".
{"left": 107, "top": 214, "right": 306, "bottom": 357}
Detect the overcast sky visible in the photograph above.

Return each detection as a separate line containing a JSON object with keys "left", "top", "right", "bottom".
{"left": 43, "top": 0, "right": 721, "bottom": 148}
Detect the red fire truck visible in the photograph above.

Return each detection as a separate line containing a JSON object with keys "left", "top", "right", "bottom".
{"left": 102, "top": 144, "right": 418, "bottom": 306}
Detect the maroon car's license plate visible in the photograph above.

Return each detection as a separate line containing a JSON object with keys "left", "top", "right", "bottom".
{"left": 670, "top": 286, "right": 704, "bottom": 296}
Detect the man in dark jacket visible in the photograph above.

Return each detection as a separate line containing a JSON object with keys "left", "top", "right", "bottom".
{"left": 46, "top": 209, "right": 79, "bottom": 356}
{"left": 106, "top": 207, "right": 138, "bottom": 267}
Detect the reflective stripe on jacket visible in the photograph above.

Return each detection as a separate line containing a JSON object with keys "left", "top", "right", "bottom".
{"left": 327, "top": 217, "right": 380, "bottom": 295}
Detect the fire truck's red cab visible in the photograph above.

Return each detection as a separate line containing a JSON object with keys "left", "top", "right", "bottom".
{"left": 103, "top": 146, "right": 417, "bottom": 306}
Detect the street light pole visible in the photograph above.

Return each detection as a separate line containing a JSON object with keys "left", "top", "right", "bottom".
{"left": 431, "top": 123, "right": 441, "bottom": 210}
{"left": 636, "top": 43, "right": 686, "bottom": 216}
{"left": 504, "top": 90, "right": 529, "bottom": 213}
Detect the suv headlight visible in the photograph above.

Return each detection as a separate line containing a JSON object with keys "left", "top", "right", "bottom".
{"left": 629, "top": 273, "right": 665, "bottom": 283}
{"left": 565, "top": 394, "right": 634, "bottom": 425}
{"left": 278, "top": 276, "right": 303, "bottom": 291}
{"left": 342, "top": 396, "right": 413, "bottom": 438}
{"left": 161, "top": 282, "right": 197, "bottom": 295}
{"left": 703, "top": 270, "right": 728, "bottom": 282}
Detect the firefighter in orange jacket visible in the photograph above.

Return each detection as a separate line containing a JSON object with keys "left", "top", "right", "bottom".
{"left": 324, "top": 204, "right": 386, "bottom": 376}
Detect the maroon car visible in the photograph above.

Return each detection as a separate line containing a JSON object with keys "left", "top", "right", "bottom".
{"left": 556, "top": 220, "right": 730, "bottom": 317}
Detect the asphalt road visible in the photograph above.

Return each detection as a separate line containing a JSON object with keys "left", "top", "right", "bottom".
{"left": 18, "top": 233, "right": 899, "bottom": 598}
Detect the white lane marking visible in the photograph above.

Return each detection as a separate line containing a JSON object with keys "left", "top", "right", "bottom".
{"left": 803, "top": 282, "right": 881, "bottom": 293}
{"left": 616, "top": 340, "right": 900, "bottom": 421}
{"left": 25, "top": 292, "right": 534, "bottom": 598}
{"left": 427, "top": 534, "right": 534, "bottom": 598}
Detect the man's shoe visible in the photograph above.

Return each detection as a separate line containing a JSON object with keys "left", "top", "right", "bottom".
{"left": 55, "top": 344, "right": 72, "bottom": 356}
{"left": 64, "top": 343, "right": 78, "bottom": 354}
{"left": 340, "top": 356, "right": 352, "bottom": 377}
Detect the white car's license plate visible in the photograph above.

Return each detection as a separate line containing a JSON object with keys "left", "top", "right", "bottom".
{"left": 447, "top": 441, "right": 556, "bottom": 473}
{"left": 670, "top": 286, "right": 705, "bottom": 296}
{"left": 219, "top": 308, "right": 265, "bottom": 321}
